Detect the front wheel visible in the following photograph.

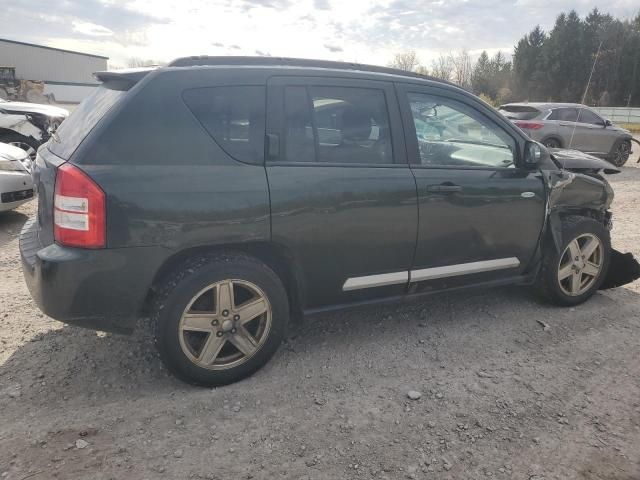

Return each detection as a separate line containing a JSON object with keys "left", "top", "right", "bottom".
{"left": 153, "top": 253, "right": 289, "bottom": 386}
{"left": 535, "top": 216, "right": 611, "bottom": 306}
{"left": 609, "top": 139, "right": 631, "bottom": 167}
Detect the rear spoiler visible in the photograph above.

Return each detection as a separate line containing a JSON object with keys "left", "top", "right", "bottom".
{"left": 93, "top": 67, "right": 155, "bottom": 90}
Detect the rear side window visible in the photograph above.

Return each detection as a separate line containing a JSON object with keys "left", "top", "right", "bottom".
{"left": 281, "top": 85, "right": 394, "bottom": 165}
{"left": 183, "top": 86, "right": 265, "bottom": 164}
{"left": 49, "top": 85, "right": 125, "bottom": 159}
{"left": 498, "top": 105, "right": 540, "bottom": 120}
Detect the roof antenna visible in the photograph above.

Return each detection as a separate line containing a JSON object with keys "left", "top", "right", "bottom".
{"left": 568, "top": 39, "right": 603, "bottom": 149}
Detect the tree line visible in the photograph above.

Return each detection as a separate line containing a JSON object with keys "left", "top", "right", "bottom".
{"left": 389, "top": 9, "right": 640, "bottom": 107}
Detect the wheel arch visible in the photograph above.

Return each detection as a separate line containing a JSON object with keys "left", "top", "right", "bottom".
{"left": 141, "top": 241, "right": 306, "bottom": 322}
{"left": 547, "top": 207, "right": 608, "bottom": 255}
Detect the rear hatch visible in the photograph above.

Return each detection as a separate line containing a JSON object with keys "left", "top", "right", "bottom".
{"left": 32, "top": 69, "right": 150, "bottom": 248}
{"left": 498, "top": 104, "right": 541, "bottom": 120}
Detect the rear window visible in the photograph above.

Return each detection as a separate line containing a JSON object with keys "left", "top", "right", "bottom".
{"left": 498, "top": 105, "right": 540, "bottom": 120}
{"left": 48, "top": 85, "right": 125, "bottom": 159}
{"left": 182, "top": 86, "right": 265, "bottom": 164}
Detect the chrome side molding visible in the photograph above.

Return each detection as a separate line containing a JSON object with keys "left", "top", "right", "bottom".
{"left": 342, "top": 271, "right": 408, "bottom": 291}
{"left": 342, "top": 257, "right": 520, "bottom": 291}
{"left": 410, "top": 257, "right": 520, "bottom": 282}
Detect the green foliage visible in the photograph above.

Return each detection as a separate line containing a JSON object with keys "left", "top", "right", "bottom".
{"left": 511, "top": 8, "right": 640, "bottom": 106}
{"left": 471, "top": 50, "right": 512, "bottom": 103}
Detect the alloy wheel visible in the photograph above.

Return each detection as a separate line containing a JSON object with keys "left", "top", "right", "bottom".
{"left": 557, "top": 233, "right": 603, "bottom": 296}
{"left": 613, "top": 142, "right": 630, "bottom": 166}
{"left": 178, "top": 279, "right": 272, "bottom": 370}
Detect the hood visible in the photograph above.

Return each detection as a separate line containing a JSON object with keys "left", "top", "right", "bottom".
{"left": 549, "top": 148, "right": 620, "bottom": 175}
{"left": 0, "top": 100, "right": 69, "bottom": 118}
{"left": 0, "top": 142, "right": 30, "bottom": 162}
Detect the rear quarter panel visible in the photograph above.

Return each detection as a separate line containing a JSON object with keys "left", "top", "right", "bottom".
{"left": 73, "top": 69, "right": 272, "bottom": 251}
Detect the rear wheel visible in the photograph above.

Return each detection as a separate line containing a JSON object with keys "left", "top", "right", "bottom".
{"left": 609, "top": 139, "right": 631, "bottom": 167}
{"left": 536, "top": 216, "right": 610, "bottom": 306}
{"left": 153, "top": 253, "right": 289, "bottom": 386}
{"left": 543, "top": 137, "right": 562, "bottom": 149}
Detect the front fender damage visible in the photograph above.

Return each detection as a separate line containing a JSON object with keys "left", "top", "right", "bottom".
{"left": 542, "top": 170, "right": 640, "bottom": 290}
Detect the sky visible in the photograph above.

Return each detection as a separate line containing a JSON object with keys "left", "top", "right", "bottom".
{"left": 1, "top": 0, "right": 638, "bottom": 68}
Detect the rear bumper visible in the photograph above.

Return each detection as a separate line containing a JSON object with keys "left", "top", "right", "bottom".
{"left": 20, "top": 218, "right": 166, "bottom": 333}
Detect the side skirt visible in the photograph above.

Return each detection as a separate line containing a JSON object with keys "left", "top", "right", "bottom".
{"left": 303, "top": 274, "right": 534, "bottom": 317}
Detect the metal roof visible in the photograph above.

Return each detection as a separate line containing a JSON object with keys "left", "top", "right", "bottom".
{"left": 0, "top": 38, "right": 109, "bottom": 60}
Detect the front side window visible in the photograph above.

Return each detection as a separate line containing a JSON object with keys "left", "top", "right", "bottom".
{"left": 577, "top": 109, "right": 604, "bottom": 126}
{"left": 183, "top": 86, "right": 265, "bottom": 164}
{"left": 282, "top": 85, "right": 393, "bottom": 164}
{"left": 407, "top": 93, "right": 515, "bottom": 168}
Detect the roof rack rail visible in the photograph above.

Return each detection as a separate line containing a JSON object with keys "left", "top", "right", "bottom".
{"left": 167, "top": 56, "right": 449, "bottom": 84}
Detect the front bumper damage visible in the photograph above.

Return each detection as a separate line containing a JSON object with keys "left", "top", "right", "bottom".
{"left": 542, "top": 169, "right": 640, "bottom": 290}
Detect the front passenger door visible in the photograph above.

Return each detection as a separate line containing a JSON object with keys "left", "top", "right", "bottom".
{"left": 397, "top": 85, "right": 546, "bottom": 292}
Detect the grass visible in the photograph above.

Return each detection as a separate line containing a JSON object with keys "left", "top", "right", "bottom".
{"left": 620, "top": 123, "right": 640, "bottom": 134}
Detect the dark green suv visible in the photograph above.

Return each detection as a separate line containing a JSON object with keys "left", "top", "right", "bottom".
{"left": 20, "top": 57, "right": 618, "bottom": 386}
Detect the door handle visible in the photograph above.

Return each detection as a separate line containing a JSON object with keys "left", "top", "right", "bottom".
{"left": 426, "top": 184, "right": 462, "bottom": 193}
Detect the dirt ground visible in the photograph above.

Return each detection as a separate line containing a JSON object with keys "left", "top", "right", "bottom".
{"left": 1, "top": 145, "right": 639, "bottom": 480}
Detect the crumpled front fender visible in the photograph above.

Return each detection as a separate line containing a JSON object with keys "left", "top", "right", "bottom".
{"left": 0, "top": 112, "right": 44, "bottom": 142}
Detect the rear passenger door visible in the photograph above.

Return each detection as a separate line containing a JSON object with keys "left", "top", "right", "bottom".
{"left": 265, "top": 76, "right": 418, "bottom": 308}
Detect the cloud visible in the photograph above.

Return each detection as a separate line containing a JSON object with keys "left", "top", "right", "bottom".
{"left": 2, "top": 0, "right": 638, "bottom": 67}
{"left": 314, "top": 0, "right": 331, "bottom": 10}
{"left": 72, "top": 21, "right": 113, "bottom": 37}
{"left": 324, "top": 43, "right": 344, "bottom": 52}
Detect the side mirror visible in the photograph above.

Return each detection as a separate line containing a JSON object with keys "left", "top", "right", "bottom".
{"left": 604, "top": 119, "right": 612, "bottom": 127}
{"left": 524, "top": 141, "right": 545, "bottom": 168}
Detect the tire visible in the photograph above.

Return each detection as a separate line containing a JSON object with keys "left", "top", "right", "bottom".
{"left": 535, "top": 216, "right": 611, "bottom": 306}
{"left": 153, "top": 253, "right": 289, "bottom": 386}
{"left": 542, "top": 137, "right": 562, "bottom": 149}
{"left": 608, "top": 139, "right": 631, "bottom": 167}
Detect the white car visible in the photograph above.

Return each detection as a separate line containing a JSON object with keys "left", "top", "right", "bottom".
{"left": 0, "top": 98, "right": 69, "bottom": 160}
{"left": 0, "top": 142, "right": 34, "bottom": 212}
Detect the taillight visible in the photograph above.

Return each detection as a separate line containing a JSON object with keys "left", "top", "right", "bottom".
{"left": 514, "top": 120, "right": 544, "bottom": 130}
{"left": 54, "top": 163, "right": 105, "bottom": 248}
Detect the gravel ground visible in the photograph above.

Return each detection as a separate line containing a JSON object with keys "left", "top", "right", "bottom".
{"left": 0, "top": 145, "right": 639, "bottom": 480}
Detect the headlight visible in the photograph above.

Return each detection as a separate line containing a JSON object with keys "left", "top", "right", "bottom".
{"left": 0, "top": 160, "right": 28, "bottom": 172}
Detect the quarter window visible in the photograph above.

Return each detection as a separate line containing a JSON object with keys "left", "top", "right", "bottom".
{"left": 282, "top": 86, "right": 394, "bottom": 164}
{"left": 183, "top": 86, "right": 265, "bottom": 164}
{"left": 407, "top": 93, "right": 516, "bottom": 168}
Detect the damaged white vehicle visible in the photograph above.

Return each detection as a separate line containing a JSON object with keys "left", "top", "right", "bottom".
{"left": 0, "top": 142, "right": 34, "bottom": 212}
{"left": 0, "top": 99, "right": 68, "bottom": 160}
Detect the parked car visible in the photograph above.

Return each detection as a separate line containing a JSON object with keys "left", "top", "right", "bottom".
{"left": 21, "top": 58, "right": 620, "bottom": 386}
{"left": 499, "top": 102, "right": 633, "bottom": 167}
{"left": 0, "top": 142, "right": 34, "bottom": 212}
{"left": 0, "top": 98, "right": 68, "bottom": 160}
